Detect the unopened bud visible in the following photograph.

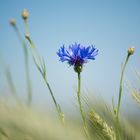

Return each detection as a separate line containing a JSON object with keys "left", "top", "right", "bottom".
{"left": 128, "top": 47, "right": 135, "bottom": 55}
{"left": 9, "top": 19, "right": 16, "bottom": 26}
{"left": 25, "top": 33, "right": 33, "bottom": 47}
{"left": 22, "top": 9, "right": 29, "bottom": 20}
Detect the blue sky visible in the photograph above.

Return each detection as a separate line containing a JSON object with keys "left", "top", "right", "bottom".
{"left": 0, "top": 0, "right": 140, "bottom": 115}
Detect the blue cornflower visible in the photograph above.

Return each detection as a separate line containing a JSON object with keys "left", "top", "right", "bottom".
{"left": 57, "top": 43, "right": 98, "bottom": 73}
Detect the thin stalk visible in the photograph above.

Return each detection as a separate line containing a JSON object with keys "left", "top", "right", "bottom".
{"left": 44, "top": 78, "right": 64, "bottom": 124}
{"left": 23, "top": 19, "right": 29, "bottom": 35}
{"left": 25, "top": 30, "right": 64, "bottom": 124}
{"left": 115, "top": 54, "right": 130, "bottom": 140}
{"left": 12, "top": 25, "right": 32, "bottom": 106}
{"left": 77, "top": 72, "right": 90, "bottom": 139}
{"left": 23, "top": 20, "right": 32, "bottom": 106}
{"left": 44, "top": 78, "right": 57, "bottom": 107}
{"left": 24, "top": 47, "right": 32, "bottom": 106}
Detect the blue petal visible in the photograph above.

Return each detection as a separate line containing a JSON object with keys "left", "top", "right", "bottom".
{"left": 57, "top": 43, "right": 98, "bottom": 66}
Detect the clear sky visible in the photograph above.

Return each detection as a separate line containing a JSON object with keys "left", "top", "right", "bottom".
{"left": 0, "top": 0, "right": 140, "bottom": 115}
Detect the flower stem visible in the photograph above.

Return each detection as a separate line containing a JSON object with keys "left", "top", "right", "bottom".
{"left": 23, "top": 20, "right": 29, "bottom": 35}
{"left": 22, "top": 20, "right": 32, "bottom": 106}
{"left": 115, "top": 54, "right": 130, "bottom": 140}
{"left": 77, "top": 72, "right": 90, "bottom": 139}
{"left": 44, "top": 78, "right": 65, "bottom": 124}
{"left": 25, "top": 27, "right": 64, "bottom": 124}
{"left": 11, "top": 25, "right": 32, "bottom": 106}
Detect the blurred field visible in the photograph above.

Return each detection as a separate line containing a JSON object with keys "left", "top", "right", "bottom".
{"left": 0, "top": 93, "right": 140, "bottom": 140}
{"left": 0, "top": 101, "right": 87, "bottom": 140}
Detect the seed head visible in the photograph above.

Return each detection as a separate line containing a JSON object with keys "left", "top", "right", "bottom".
{"left": 128, "top": 47, "right": 135, "bottom": 55}
{"left": 22, "top": 9, "right": 29, "bottom": 20}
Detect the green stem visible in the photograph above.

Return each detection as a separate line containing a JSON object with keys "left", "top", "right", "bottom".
{"left": 24, "top": 47, "right": 32, "bottom": 106}
{"left": 24, "top": 20, "right": 29, "bottom": 35}
{"left": 77, "top": 72, "right": 90, "bottom": 139}
{"left": 77, "top": 72, "right": 85, "bottom": 125}
{"left": 11, "top": 25, "right": 32, "bottom": 106}
{"left": 44, "top": 78, "right": 64, "bottom": 124}
{"left": 43, "top": 72, "right": 64, "bottom": 124}
{"left": 44, "top": 78, "right": 57, "bottom": 107}
{"left": 115, "top": 54, "right": 130, "bottom": 140}
{"left": 23, "top": 19, "right": 32, "bottom": 106}
{"left": 25, "top": 25, "right": 64, "bottom": 124}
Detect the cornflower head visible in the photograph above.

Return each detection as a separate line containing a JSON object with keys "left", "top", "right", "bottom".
{"left": 57, "top": 43, "right": 98, "bottom": 73}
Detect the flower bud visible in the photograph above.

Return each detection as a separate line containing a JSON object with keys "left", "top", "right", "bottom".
{"left": 22, "top": 9, "right": 29, "bottom": 20}
{"left": 128, "top": 47, "right": 135, "bottom": 55}
{"left": 9, "top": 19, "right": 16, "bottom": 26}
{"left": 25, "top": 33, "right": 30, "bottom": 39}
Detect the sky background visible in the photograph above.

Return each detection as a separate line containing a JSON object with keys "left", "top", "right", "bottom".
{"left": 0, "top": 0, "right": 140, "bottom": 116}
